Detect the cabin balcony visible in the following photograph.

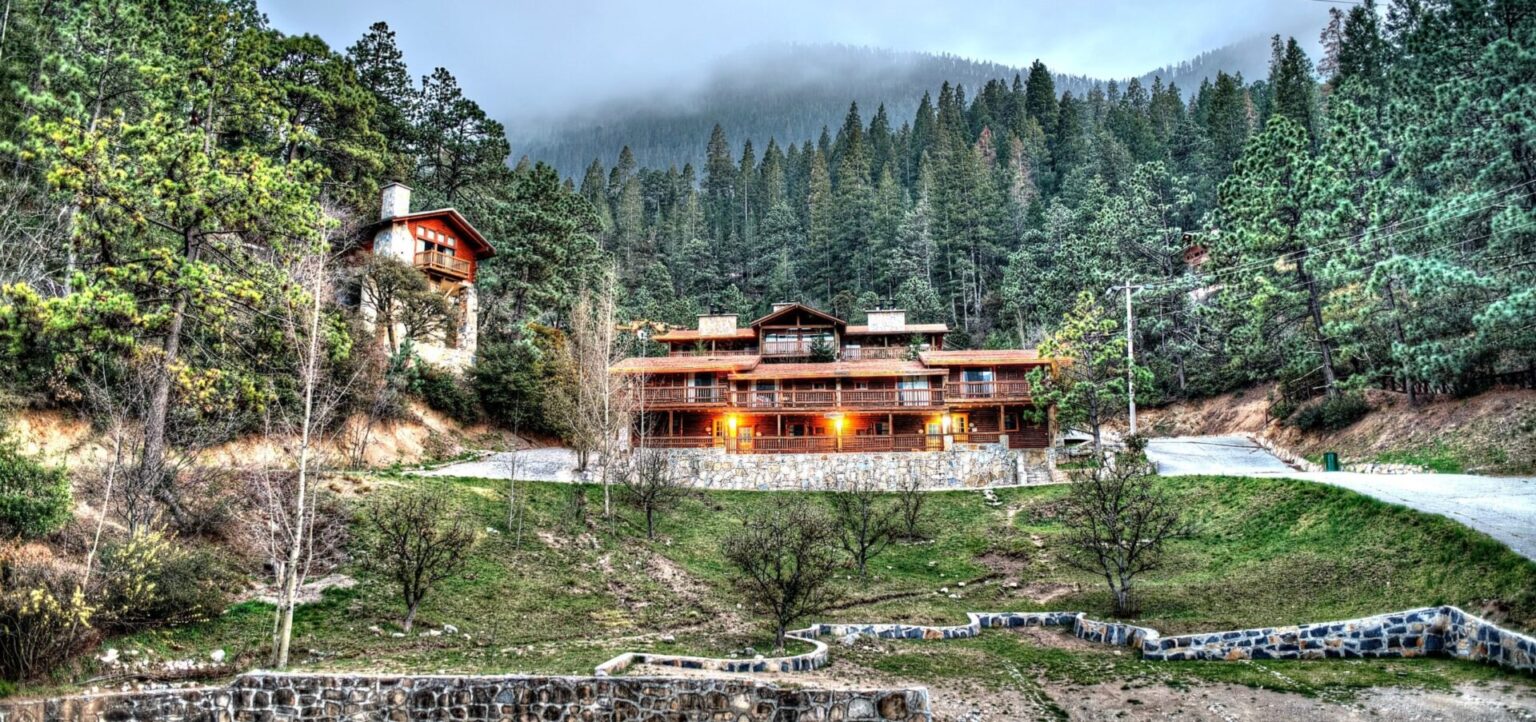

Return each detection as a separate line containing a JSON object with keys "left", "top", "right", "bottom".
{"left": 840, "top": 346, "right": 906, "bottom": 360}
{"left": 761, "top": 337, "right": 828, "bottom": 357}
{"left": 947, "top": 380, "right": 1032, "bottom": 403}
{"left": 414, "top": 250, "right": 471, "bottom": 280}
{"left": 637, "top": 384, "right": 731, "bottom": 407}
{"left": 731, "top": 387, "right": 946, "bottom": 410}
{"left": 665, "top": 348, "right": 758, "bottom": 357}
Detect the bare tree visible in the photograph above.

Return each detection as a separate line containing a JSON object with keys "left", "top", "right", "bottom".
{"left": 723, "top": 497, "right": 843, "bottom": 651}
{"left": 358, "top": 254, "right": 452, "bottom": 354}
{"left": 498, "top": 425, "right": 528, "bottom": 548}
{"left": 1059, "top": 453, "right": 1186, "bottom": 617}
{"left": 560, "top": 268, "right": 635, "bottom": 524}
{"left": 263, "top": 235, "right": 360, "bottom": 669}
{"left": 827, "top": 476, "right": 900, "bottom": 578}
{"left": 618, "top": 445, "right": 687, "bottom": 540}
{"left": 893, "top": 475, "right": 929, "bottom": 541}
{"left": 361, "top": 484, "right": 477, "bottom": 632}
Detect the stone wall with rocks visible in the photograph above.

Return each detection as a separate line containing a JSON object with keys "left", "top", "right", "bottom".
{"left": 0, "top": 673, "right": 931, "bottom": 722}
{"left": 666, "top": 446, "right": 1054, "bottom": 491}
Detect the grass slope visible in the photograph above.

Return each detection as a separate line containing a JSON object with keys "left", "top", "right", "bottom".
{"left": 81, "top": 475, "right": 1536, "bottom": 696}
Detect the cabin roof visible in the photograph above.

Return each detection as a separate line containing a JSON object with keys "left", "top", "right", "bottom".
{"left": 728, "top": 360, "right": 943, "bottom": 381}
{"left": 370, "top": 208, "right": 496, "bottom": 259}
{"left": 749, "top": 303, "right": 847, "bottom": 329}
{"left": 917, "top": 349, "right": 1045, "bottom": 366}
{"left": 609, "top": 356, "right": 760, "bottom": 375}
{"left": 651, "top": 328, "right": 759, "bottom": 343}
{"left": 843, "top": 323, "right": 950, "bottom": 336}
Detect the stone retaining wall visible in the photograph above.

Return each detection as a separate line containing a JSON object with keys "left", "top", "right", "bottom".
{"left": 0, "top": 673, "right": 931, "bottom": 722}
{"left": 595, "top": 606, "right": 1535, "bottom": 678}
{"left": 666, "top": 446, "right": 1054, "bottom": 491}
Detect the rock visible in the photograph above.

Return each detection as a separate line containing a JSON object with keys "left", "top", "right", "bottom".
{"left": 659, "top": 634, "right": 676, "bottom": 643}
{"left": 839, "top": 633, "right": 860, "bottom": 647}
{"left": 209, "top": 649, "right": 226, "bottom": 663}
{"left": 443, "top": 624, "right": 459, "bottom": 634}
{"left": 99, "top": 648, "right": 120, "bottom": 665}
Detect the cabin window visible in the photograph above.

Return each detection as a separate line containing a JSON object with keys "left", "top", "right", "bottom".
{"left": 1004, "top": 414, "right": 1019, "bottom": 431}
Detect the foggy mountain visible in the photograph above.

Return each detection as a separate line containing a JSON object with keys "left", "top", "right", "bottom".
{"left": 508, "top": 36, "right": 1296, "bottom": 177}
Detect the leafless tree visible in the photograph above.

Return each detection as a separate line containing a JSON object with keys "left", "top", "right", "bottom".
{"left": 358, "top": 254, "right": 453, "bottom": 354}
{"left": 893, "top": 475, "right": 929, "bottom": 541}
{"left": 618, "top": 445, "right": 688, "bottom": 540}
{"left": 828, "top": 476, "right": 900, "bottom": 578}
{"left": 499, "top": 425, "right": 528, "bottom": 548}
{"left": 0, "top": 182, "right": 69, "bottom": 294}
{"left": 559, "top": 268, "right": 635, "bottom": 524}
{"left": 361, "top": 484, "right": 477, "bottom": 632}
{"left": 1059, "top": 453, "right": 1186, "bottom": 617}
{"left": 261, "top": 233, "right": 361, "bottom": 669}
{"left": 723, "top": 497, "right": 843, "bottom": 651}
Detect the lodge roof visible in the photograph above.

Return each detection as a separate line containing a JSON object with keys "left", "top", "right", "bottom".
{"left": 370, "top": 208, "right": 496, "bottom": 258}
{"left": 749, "top": 303, "right": 846, "bottom": 328}
{"left": 728, "top": 360, "right": 944, "bottom": 381}
{"left": 917, "top": 349, "right": 1045, "bottom": 366}
{"left": 651, "top": 328, "right": 759, "bottom": 342}
{"left": 609, "top": 356, "right": 760, "bottom": 375}
{"left": 843, "top": 323, "right": 950, "bottom": 336}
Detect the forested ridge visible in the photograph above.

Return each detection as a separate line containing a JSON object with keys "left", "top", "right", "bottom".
{"left": 511, "top": 36, "right": 1307, "bottom": 177}
{"left": 578, "top": 1, "right": 1536, "bottom": 407}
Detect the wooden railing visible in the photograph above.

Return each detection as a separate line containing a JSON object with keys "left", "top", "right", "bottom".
{"left": 665, "top": 348, "right": 758, "bottom": 357}
{"left": 949, "top": 380, "right": 1032, "bottom": 401}
{"left": 414, "top": 250, "right": 471, "bottom": 279}
{"left": 637, "top": 436, "right": 715, "bottom": 449}
{"left": 638, "top": 385, "right": 731, "bottom": 405}
{"left": 733, "top": 388, "right": 945, "bottom": 409}
{"left": 762, "top": 338, "right": 827, "bottom": 356}
{"left": 841, "top": 346, "right": 905, "bottom": 360}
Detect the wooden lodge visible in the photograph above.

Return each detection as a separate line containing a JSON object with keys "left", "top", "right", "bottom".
{"left": 610, "top": 303, "right": 1060, "bottom": 453}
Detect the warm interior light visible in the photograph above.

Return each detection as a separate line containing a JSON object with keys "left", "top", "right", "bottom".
{"left": 941, "top": 414, "right": 954, "bottom": 432}
{"left": 832, "top": 416, "right": 845, "bottom": 434}
{"left": 726, "top": 415, "right": 739, "bottom": 432}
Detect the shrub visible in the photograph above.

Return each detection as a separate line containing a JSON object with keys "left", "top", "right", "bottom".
{"left": 409, "top": 362, "right": 481, "bottom": 424}
{"left": 1289, "top": 393, "right": 1370, "bottom": 432}
{"left": 96, "top": 531, "right": 232, "bottom": 633}
{"left": 0, "top": 552, "right": 94, "bottom": 682}
{"left": 0, "top": 441, "right": 72, "bottom": 539}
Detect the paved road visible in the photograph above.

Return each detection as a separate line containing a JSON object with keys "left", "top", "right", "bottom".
{"left": 1146, "top": 435, "right": 1536, "bottom": 561}
{"left": 420, "top": 447, "right": 585, "bottom": 482}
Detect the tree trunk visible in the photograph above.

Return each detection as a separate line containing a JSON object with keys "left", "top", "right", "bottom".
{"left": 139, "top": 235, "right": 197, "bottom": 530}
{"left": 275, "top": 266, "right": 324, "bottom": 669}
{"left": 403, "top": 600, "right": 419, "bottom": 633}
{"left": 1298, "top": 258, "right": 1339, "bottom": 398}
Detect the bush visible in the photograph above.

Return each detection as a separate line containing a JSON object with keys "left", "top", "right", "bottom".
{"left": 0, "top": 551, "right": 94, "bottom": 683}
{"left": 96, "top": 531, "right": 232, "bottom": 633}
{"left": 0, "top": 441, "right": 72, "bottom": 538}
{"left": 1289, "top": 393, "right": 1370, "bottom": 432}
{"left": 408, "top": 362, "right": 481, "bottom": 424}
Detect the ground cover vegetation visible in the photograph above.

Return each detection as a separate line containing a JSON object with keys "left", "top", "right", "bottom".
{"left": 9, "top": 472, "right": 1531, "bottom": 696}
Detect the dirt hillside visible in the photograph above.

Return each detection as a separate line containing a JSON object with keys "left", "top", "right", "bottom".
{"left": 1135, "top": 383, "right": 1536, "bottom": 475}
{"left": 8, "top": 402, "right": 522, "bottom": 471}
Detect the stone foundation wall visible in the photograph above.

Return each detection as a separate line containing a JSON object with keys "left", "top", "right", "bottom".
{"left": 0, "top": 673, "right": 931, "bottom": 722}
{"left": 666, "top": 446, "right": 1054, "bottom": 491}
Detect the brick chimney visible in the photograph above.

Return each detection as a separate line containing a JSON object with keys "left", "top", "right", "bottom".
{"left": 380, "top": 182, "right": 412, "bottom": 221}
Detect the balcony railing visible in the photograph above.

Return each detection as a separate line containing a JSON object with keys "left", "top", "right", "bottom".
{"left": 638, "top": 385, "right": 730, "bottom": 405}
{"left": 665, "top": 348, "right": 758, "bottom": 357}
{"left": 414, "top": 250, "right": 471, "bottom": 279}
{"left": 949, "top": 380, "right": 1032, "bottom": 401}
{"left": 841, "top": 346, "right": 906, "bottom": 360}
{"left": 733, "top": 388, "right": 945, "bottom": 409}
{"left": 762, "top": 337, "right": 829, "bottom": 356}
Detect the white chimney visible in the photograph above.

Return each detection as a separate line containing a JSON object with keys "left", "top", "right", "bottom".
{"left": 380, "top": 182, "right": 412, "bottom": 220}
{"left": 866, "top": 308, "right": 907, "bottom": 332}
{"left": 697, "top": 313, "right": 739, "bottom": 337}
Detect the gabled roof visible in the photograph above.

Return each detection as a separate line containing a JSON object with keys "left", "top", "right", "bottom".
{"left": 609, "top": 356, "right": 761, "bottom": 375}
{"left": 918, "top": 349, "right": 1046, "bottom": 366}
{"left": 373, "top": 208, "right": 496, "bottom": 259}
{"left": 750, "top": 303, "right": 846, "bottom": 329}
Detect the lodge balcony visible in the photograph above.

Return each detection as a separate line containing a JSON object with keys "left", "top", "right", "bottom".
{"left": 635, "top": 382, "right": 1030, "bottom": 410}
{"left": 636, "top": 432, "right": 1013, "bottom": 453}
{"left": 414, "top": 250, "right": 471, "bottom": 280}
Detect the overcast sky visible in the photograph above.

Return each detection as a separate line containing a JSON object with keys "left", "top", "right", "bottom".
{"left": 261, "top": 0, "right": 1329, "bottom": 121}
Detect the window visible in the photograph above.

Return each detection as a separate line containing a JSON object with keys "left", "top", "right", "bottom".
{"left": 1004, "top": 414, "right": 1019, "bottom": 431}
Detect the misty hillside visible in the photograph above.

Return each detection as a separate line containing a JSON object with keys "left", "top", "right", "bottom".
{"left": 508, "top": 39, "right": 1284, "bottom": 176}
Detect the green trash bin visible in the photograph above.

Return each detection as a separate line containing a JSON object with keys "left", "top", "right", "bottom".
{"left": 1323, "top": 451, "right": 1340, "bottom": 472}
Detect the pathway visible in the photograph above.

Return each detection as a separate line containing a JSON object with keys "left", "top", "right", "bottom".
{"left": 1146, "top": 435, "right": 1536, "bottom": 561}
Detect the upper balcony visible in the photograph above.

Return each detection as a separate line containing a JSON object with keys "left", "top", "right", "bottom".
{"left": 414, "top": 250, "right": 471, "bottom": 280}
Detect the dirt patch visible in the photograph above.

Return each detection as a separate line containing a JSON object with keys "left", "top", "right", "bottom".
{"left": 1053, "top": 680, "right": 1536, "bottom": 721}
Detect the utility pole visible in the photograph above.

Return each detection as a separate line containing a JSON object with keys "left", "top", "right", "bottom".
{"left": 1108, "top": 281, "right": 1143, "bottom": 437}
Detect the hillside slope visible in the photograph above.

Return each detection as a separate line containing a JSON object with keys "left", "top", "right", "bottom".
{"left": 1138, "top": 385, "right": 1536, "bottom": 476}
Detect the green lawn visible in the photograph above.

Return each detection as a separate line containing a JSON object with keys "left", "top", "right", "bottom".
{"left": 58, "top": 474, "right": 1536, "bottom": 695}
